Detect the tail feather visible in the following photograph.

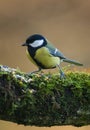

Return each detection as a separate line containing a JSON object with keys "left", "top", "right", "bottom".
{"left": 63, "top": 58, "right": 83, "bottom": 66}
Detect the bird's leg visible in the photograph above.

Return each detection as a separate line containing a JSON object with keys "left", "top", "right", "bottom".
{"left": 27, "top": 68, "right": 42, "bottom": 75}
{"left": 57, "top": 65, "right": 65, "bottom": 79}
{"left": 60, "top": 68, "right": 65, "bottom": 79}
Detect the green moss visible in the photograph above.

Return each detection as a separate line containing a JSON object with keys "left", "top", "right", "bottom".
{"left": 0, "top": 65, "right": 90, "bottom": 127}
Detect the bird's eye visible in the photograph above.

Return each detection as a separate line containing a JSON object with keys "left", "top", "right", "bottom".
{"left": 30, "top": 39, "right": 44, "bottom": 48}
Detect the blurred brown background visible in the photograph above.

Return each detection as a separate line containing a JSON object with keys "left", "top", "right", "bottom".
{"left": 0, "top": 0, "right": 90, "bottom": 130}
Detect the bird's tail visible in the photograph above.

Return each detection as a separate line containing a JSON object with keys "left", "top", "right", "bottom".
{"left": 63, "top": 58, "right": 83, "bottom": 66}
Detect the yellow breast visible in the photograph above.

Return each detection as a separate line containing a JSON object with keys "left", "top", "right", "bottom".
{"left": 34, "top": 47, "right": 60, "bottom": 68}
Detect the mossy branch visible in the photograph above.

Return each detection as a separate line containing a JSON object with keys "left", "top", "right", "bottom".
{"left": 0, "top": 65, "right": 90, "bottom": 127}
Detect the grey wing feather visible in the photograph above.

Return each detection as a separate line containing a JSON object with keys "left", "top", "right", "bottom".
{"left": 46, "top": 40, "right": 66, "bottom": 59}
{"left": 46, "top": 40, "right": 83, "bottom": 66}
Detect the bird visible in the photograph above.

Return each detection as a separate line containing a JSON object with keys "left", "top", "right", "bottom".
{"left": 22, "top": 34, "right": 83, "bottom": 78}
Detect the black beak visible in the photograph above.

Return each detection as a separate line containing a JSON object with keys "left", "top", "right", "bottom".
{"left": 22, "top": 43, "right": 27, "bottom": 46}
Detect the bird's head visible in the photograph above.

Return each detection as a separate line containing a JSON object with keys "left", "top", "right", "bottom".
{"left": 22, "top": 34, "right": 47, "bottom": 48}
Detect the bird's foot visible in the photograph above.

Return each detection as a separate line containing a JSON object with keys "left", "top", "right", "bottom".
{"left": 26, "top": 68, "right": 43, "bottom": 77}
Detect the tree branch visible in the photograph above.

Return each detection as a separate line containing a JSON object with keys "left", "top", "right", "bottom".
{"left": 0, "top": 65, "right": 90, "bottom": 127}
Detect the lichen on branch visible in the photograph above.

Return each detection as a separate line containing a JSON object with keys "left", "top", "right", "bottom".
{"left": 0, "top": 65, "right": 90, "bottom": 127}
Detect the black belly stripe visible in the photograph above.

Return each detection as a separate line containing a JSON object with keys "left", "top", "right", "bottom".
{"left": 34, "top": 58, "right": 56, "bottom": 69}
{"left": 28, "top": 47, "right": 47, "bottom": 69}
{"left": 34, "top": 59, "right": 47, "bottom": 69}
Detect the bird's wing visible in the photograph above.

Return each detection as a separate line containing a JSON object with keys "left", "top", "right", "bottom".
{"left": 46, "top": 40, "right": 83, "bottom": 66}
{"left": 46, "top": 40, "right": 66, "bottom": 59}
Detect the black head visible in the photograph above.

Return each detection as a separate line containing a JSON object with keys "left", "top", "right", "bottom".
{"left": 22, "top": 34, "right": 47, "bottom": 48}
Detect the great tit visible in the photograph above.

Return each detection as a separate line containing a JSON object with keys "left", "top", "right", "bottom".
{"left": 22, "top": 34, "right": 83, "bottom": 78}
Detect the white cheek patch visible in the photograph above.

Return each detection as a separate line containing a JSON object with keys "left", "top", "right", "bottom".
{"left": 30, "top": 39, "right": 44, "bottom": 48}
